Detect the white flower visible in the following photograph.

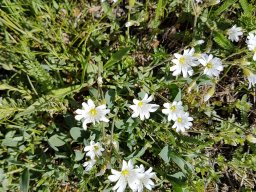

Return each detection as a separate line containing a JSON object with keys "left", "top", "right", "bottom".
{"left": 208, "top": 0, "right": 220, "bottom": 5}
{"left": 199, "top": 54, "right": 223, "bottom": 78}
{"left": 84, "top": 141, "right": 104, "bottom": 159}
{"left": 246, "top": 32, "right": 256, "bottom": 61}
{"left": 125, "top": 21, "right": 132, "bottom": 27}
{"left": 244, "top": 68, "right": 256, "bottom": 88}
{"left": 83, "top": 159, "right": 96, "bottom": 172}
{"left": 195, "top": 39, "right": 205, "bottom": 45}
{"left": 227, "top": 25, "right": 243, "bottom": 42}
{"left": 172, "top": 112, "right": 193, "bottom": 132}
{"left": 108, "top": 160, "right": 141, "bottom": 192}
{"left": 135, "top": 165, "right": 156, "bottom": 192}
{"left": 75, "top": 99, "right": 110, "bottom": 130}
{"left": 170, "top": 48, "right": 199, "bottom": 78}
{"left": 162, "top": 101, "right": 184, "bottom": 121}
{"left": 129, "top": 94, "right": 159, "bottom": 120}
{"left": 195, "top": 0, "right": 203, "bottom": 3}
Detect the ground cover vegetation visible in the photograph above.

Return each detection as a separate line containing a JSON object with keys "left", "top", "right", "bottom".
{"left": 0, "top": 0, "right": 256, "bottom": 191}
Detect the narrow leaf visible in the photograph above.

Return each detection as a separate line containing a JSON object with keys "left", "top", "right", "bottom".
{"left": 214, "top": 0, "right": 237, "bottom": 16}
{"left": 104, "top": 47, "right": 130, "bottom": 69}
{"left": 20, "top": 168, "right": 30, "bottom": 192}
{"left": 213, "top": 31, "right": 234, "bottom": 51}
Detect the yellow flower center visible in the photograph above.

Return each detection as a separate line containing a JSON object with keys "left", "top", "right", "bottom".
{"left": 121, "top": 169, "right": 129, "bottom": 176}
{"left": 138, "top": 101, "right": 144, "bottom": 107}
{"left": 179, "top": 57, "right": 185, "bottom": 64}
{"left": 94, "top": 145, "right": 99, "bottom": 151}
{"left": 170, "top": 105, "right": 176, "bottom": 111}
{"left": 206, "top": 62, "right": 213, "bottom": 69}
{"left": 177, "top": 117, "right": 183, "bottom": 123}
{"left": 89, "top": 108, "right": 97, "bottom": 116}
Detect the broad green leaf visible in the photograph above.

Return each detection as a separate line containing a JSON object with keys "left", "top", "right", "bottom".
{"left": 174, "top": 89, "right": 181, "bottom": 101}
{"left": 70, "top": 127, "right": 82, "bottom": 140}
{"left": 20, "top": 168, "right": 30, "bottom": 192}
{"left": 169, "top": 153, "right": 193, "bottom": 174}
{"left": 74, "top": 150, "right": 84, "bottom": 161}
{"left": 48, "top": 134, "right": 65, "bottom": 150}
{"left": 104, "top": 47, "right": 130, "bottom": 69}
{"left": 159, "top": 145, "right": 169, "bottom": 164}
{"left": 2, "top": 138, "right": 19, "bottom": 147}
{"left": 105, "top": 90, "right": 115, "bottom": 108}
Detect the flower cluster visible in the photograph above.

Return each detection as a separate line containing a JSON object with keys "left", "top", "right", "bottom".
{"left": 83, "top": 140, "right": 104, "bottom": 172}
{"left": 226, "top": 25, "right": 256, "bottom": 88}
{"left": 170, "top": 48, "right": 223, "bottom": 78}
{"left": 162, "top": 101, "right": 193, "bottom": 132}
{"left": 108, "top": 160, "right": 156, "bottom": 192}
{"left": 75, "top": 99, "right": 110, "bottom": 130}
{"left": 129, "top": 93, "right": 159, "bottom": 120}
{"left": 246, "top": 32, "right": 256, "bottom": 61}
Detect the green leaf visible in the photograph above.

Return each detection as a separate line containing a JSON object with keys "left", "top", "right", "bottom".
{"left": 48, "top": 134, "right": 65, "bottom": 150}
{"left": 74, "top": 150, "right": 85, "bottom": 161}
{"left": 50, "top": 83, "right": 87, "bottom": 98}
{"left": 0, "top": 83, "right": 27, "bottom": 94}
{"left": 104, "top": 47, "right": 130, "bottom": 69}
{"left": 239, "top": 0, "right": 253, "bottom": 15}
{"left": 159, "top": 145, "right": 170, "bottom": 164}
{"left": 14, "top": 83, "right": 88, "bottom": 119}
{"left": 213, "top": 31, "right": 234, "bottom": 51}
{"left": 214, "top": 0, "right": 237, "bottom": 16}
{"left": 169, "top": 152, "right": 193, "bottom": 174}
{"left": 105, "top": 90, "right": 115, "bottom": 108}
{"left": 70, "top": 127, "right": 82, "bottom": 140}
{"left": 20, "top": 168, "right": 30, "bottom": 192}
{"left": 174, "top": 89, "right": 182, "bottom": 101}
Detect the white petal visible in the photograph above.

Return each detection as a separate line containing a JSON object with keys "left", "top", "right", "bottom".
{"left": 75, "top": 114, "right": 84, "bottom": 121}
{"left": 87, "top": 99, "right": 95, "bottom": 108}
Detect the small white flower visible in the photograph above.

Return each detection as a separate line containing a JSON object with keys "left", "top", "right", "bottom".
{"left": 170, "top": 48, "right": 199, "bottom": 78}
{"left": 227, "top": 25, "right": 243, "bottom": 42}
{"left": 75, "top": 99, "right": 110, "bottom": 130}
{"left": 246, "top": 32, "right": 256, "bottom": 61}
{"left": 244, "top": 68, "right": 256, "bottom": 88}
{"left": 83, "top": 159, "right": 96, "bottom": 172}
{"left": 195, "top": 0, "right": 203, "bottom": 3}
{"left": 135, "top": 165, "right": 156, "bottom": 192}
{"left": 108, "top": 160, "right": 141, "bottom": 192}
{"left": 129, "top": 94, "right": 159, "bottom": 120}
{"left": 125, "top": 21, "right": 132, "bottom": 27}
{"left": 162, "top": 101, "right": 184, "bottom": 121}
{"left": 195, "top": 39, "right": 205, "bottom": 45}
{"left": 199, "top": 54, "right": 223, "bottom": 78}
{"left": 172, "top": 112, "right": 193, "bottom": 132}
{"left": 84, "top": 141, "right": 104, "bottom": 159}
{"left": 208, "top": 0, "right": 220, "bottom": 5}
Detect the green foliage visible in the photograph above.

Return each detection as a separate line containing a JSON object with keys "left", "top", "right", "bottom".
{"left": 0, "top": 0, "right": 256, "bottom": 191}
